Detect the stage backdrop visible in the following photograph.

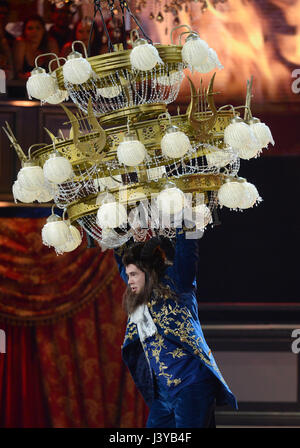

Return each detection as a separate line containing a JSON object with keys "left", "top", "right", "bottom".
{"left": 0, "top": 216, "right": 148, "bottom": 428}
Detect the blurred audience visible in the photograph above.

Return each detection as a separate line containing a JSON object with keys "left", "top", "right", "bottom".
{"left": 48, "top": 5, "right": 74, "bottom": 52}
{"left": 1, "top": 5, "right": 132, "bottom": 89}
{"left": 0, "top": 33, "right": 13, "bottom": 80}
{"left": 0, "top": 1, "right": 13, "bottom": 79}
{"left": 60, "top": 17, "right": 104, "bottom": 58}
{"left": 106, "top": 18, "right": 132, "bottom": 49}
{"left": 0, "top": 0, "right": 14, "bottom": 47}
{"left": 13, "top": 14, "right": 59, "bottom": 80}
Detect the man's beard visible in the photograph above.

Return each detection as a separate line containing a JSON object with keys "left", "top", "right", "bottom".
{"left": 123, "top": 286, "right": 148, "bottom": 315}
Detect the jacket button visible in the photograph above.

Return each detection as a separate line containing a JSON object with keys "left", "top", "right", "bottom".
{"left": 153, "top": 318, "right": 157, "bottom": 323}
{"left": 194, "top": 349, "right": 198, "bottom": 355}
{"left": 164, "top": 329, "right": 169, "bottom": 334}
{"left": 147, "top": 302, "right": 151, "bottom": 307}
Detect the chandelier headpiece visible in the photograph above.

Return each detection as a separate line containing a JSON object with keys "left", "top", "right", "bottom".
{"left": 3, "top": 1, "right": 275, "bottom": 251}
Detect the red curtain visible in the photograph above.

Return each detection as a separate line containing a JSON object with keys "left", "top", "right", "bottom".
{"left": 0, "top": 217, "right": 148, "bottom": 427}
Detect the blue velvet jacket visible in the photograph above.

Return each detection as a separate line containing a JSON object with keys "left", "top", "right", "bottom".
{"left": 114, "top": 230, "right": 238, "bottom": 410}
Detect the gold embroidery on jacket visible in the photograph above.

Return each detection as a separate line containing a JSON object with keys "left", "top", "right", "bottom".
{"left": 144, "top": 333, "right": 182, "bottom": 387}
{"left": 166, "top": 347, "right": 187, "bottom": 359}
{"left": 150, "top": 299, "right": 216, "bottom": 369}
{"left": 123, "top": 321, "right": 138, "bottom": 347}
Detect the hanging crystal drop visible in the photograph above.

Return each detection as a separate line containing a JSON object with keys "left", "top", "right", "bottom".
{"left": 156, "top": 11, "right": 164, "bottom": 22}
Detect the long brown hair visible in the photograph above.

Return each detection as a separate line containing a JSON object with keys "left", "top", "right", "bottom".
{"left": 122, "top": 265, "right": 178, "bottom": 315}
{"left": 22, "top": 14, "right": 49, "bottom": 52}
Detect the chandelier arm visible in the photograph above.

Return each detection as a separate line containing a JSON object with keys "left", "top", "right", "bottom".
{"left": 51, "top": 204, "right": 56, "bottom": 216}
{"left": 107, "top": 0, "right": 116, "bottom": 17}
{"left": 71, "top": 40, "right": 89, "bottom": 57}
{"left": 34, "top": 52, "right": 59, "bottom": 69}
{"left": 178, "top": 31, "right": 196, "bottom": 46}
{"left": 28, "top": 143, "right": 47, "bottom": 160}
{"left": 118, "top": 0, "right": 128, "bottom": 50}
{"left": 170, "top": 24, "right": 192, "bottom": 45}
{"left": 94, "top": 0, "right": 114, "bottom": 52}
{"left": 244, "top": 76, "right": 254, "bottom": 122}
{"left": 87, "top": 8, "right": 98, "bottom": 58}
{"left": 119, "top": 0, "right": 153, "bottom": 44}
{"left": 234, "top": 105, "right": 252, "bottom": 120}
{"left": 217, "top": 104, "right": 236, "bottom": 116}
{"left": 48, "top": 57, "right": 66, "bottom": 74}
{"left": 62, "top": 208, "right": 68, "bottom": 222}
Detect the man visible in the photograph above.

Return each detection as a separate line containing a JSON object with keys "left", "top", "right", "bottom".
{"left": 114, "top": 229, "right": 237, "bottom": 427}
{"left": 48, "top": 5, "right": 73, "bottom": 52}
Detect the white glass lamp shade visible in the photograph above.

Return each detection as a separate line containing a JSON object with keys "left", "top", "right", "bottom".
{"left": 217, "top": 180, "right": 245, "bottom": 209}
{"left": 224, "top": 118, "right": 260, "bottom": 160}
{"left": 12, "top": 180, "right": 37, "bottom": 203}
{"left": 182, "top": 34, "right": 210, "bottom": 68}
{"left": 161, "top": 126, "right": 192, "bottom": 159}
{"left": 55, "top": 225, "right": 82, "bottom": 253}
{"left": 194, "top": 48, "right": 223, "bottom": 74}
{"left": 63, "top": 53, "right": 92, "bottom": 84}
{"left": 36, "top": 187, "right": 54, "bottom": 203}
{"left": 97, "top": 85, "right": 122, "bottom": 98}
{"left": 157, "top": 184, "right": 185, "bottom": 215}
{"left": 236, "top": 144, "right": 262, "bottom": 160}
{"left": 26, "top": 68, "right": 56, "bottom": 100}
{"left": 206, "top": 147, "right": 234, "bottom": 168}
{"left": 18, "top": 164, "right": 45, "bottom": 191}
{"left": 96, "top": 191, "right": 116, "bottom": 206}
{"left": 117, "top": 134, "right": 146, "bottom": 166}
{"left": 238, "top": 181, "right": 261, "bottom": 209}
{"left": 45, "top": 88, "right": 68, "bottom": 105}
{"left": 249, "top": 119, "right": 275, "bottom": 149}
{"left": 193, "top": 204, "right": 212, "bottom": 230}
{"left": 97, "top": 202, "right": 128, "bottom": 228}
{"left": 43, "top": 153, "right": 73, "bottom": 184}
{"left": 218, "top": 179, "right": 262, "bottom": 210}
{"left": 208, "top": 48, "right": 223, "bottom": 69}
{"left": 130, "top": 40, "right": 163, "bottom": 71}
{"left": 42, "top": 216, "right": 70, "bottom": 247}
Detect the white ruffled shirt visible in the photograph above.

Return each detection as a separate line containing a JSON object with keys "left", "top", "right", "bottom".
{"left": 130, "top": 304, "right": 157, "bottom": 342}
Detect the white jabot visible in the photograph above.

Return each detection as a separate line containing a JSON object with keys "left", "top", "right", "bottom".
{"left": 130, "top": 304, "right": 157, "bottom": 342}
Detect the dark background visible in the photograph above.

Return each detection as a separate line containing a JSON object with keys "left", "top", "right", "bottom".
{"left": 197, "top": 155, "right": 299, "bottom": 303}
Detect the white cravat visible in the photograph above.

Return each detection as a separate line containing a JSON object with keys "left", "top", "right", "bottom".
{"left": 130, "top": 304, "right": 157, "bottom": 342}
